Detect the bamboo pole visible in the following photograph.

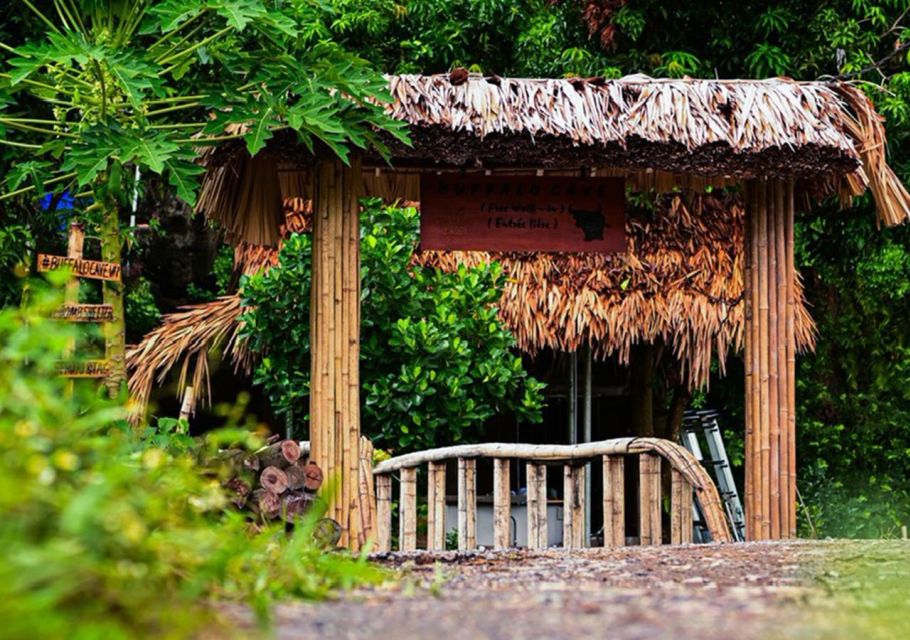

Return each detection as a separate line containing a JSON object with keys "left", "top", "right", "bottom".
{"left": 457, "top": 458, "right": 477, "bottom": 550}
{"left": 670, "top": 468, "right": 693, "bottom": 544}
{"left": 526, "top": 462, "right": 547, "bottom": 549}
{"left": 639, "top": 453, "right": 662, "bottom": 545}
{"left": 375, "top": 474, "right": 392, "bottom": 552}
{"left": 399, "top": 467, "right": 417, "bottom": 551}
{"left": 773, "top": 181, "right": 788, "bottom": 539}
{"left": 768, "top": 181, "right": 781, "bottom": 540}
{"left": 602, "top": 455, "right": 625, "bottom": 546}
{"left": 179, "top": 385, "right": 195, "bottom": 422}
{"left": 493, "top": 458, "right": 511, "bottom": 549}
{"left": 63, "top": 223, "right": 84, "bottom": 397}
{"left": 310, "top": 157, "right": 363, "bottom": 549}
{"left": 427, "top": 461, "right": 446, "bottom": 550}
{"left": 744, "top": 184, "right": 755, "bottom": 540}
{"left": 562, "top": 464, "right": 585, "bottom": 548}
{"left": 785, "top": 182, "right": 797, "bottom": 538}
{"left": 358, "top": 436, "right": 376, "bottom": 547}
{"left": 759, "top": 181, "right": 772, "bottom": 540}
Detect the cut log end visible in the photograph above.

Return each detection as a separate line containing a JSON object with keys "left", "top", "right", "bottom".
{"left": 303, "top": 461, "right": 324, "bottom": 492}
{"left": 260, "top": 465, "right": 289, "bottom": 494}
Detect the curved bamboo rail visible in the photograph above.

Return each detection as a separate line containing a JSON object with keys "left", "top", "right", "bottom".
{"left": 365, "top": 437, "right": 731, "bottom": 551}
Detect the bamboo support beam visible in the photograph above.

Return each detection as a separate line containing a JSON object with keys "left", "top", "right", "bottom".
{"left": 526, "top": 462, "right": 547, "bottom": 549}
{"left": 427, "top": 461, "right": 446, "bottom": 550}
{"left": 457, "top": 458, "right": 477, "bottom": 551}
{"left": 602, "top": 455, "right": 625, "bottom": 547}
{"left": 310, "top": 157, "right": 363, "bottom": 549}
{"left": 493, "top": 458, "right": 511, "bottom": 549}
{"left": 375, "top": 474, "right": 392, "bottom": 552}
{"left": 670, "top": 468, "right": 693, "bottom": 545}
{"left": 744, "top": 180, "right": 797, "bottom": 541}
{"left": 563, "top": 464, "right": 585, "bottom": 548}
{"left": 399, "top": 467, "right": 417, "bottom": 551}
{"left": 639, "top": 453, "right": 661, "bottom": 545}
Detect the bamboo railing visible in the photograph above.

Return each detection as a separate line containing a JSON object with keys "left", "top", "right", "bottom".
{"left": 367, "top": 437, "right": 731, "bottom": 552}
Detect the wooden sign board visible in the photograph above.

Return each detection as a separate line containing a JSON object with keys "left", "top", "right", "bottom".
{"left": 38, "top": 254, "right": 122, "bottom": 281}
{"left": 56, "top": 359, "right": 112, "bottom": 378}
{"left": 420, "top": 175, "right": 625, "bottom": 253}
{"left": 52, "top": 303, "right": 115, "bottom": 323}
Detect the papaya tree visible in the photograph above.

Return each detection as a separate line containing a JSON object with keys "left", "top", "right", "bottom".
{"left": 0, "top": 0, "right": 406, "bottom": 394}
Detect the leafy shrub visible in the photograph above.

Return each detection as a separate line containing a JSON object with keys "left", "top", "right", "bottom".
{"left": 0, "top": 283, "right": 381, "bottom": 640}
{"left": 242, "top": 200, "right": 545, "bottom": 450}
{"left": 125, "top": 276, "right": 161, "bottom": 340}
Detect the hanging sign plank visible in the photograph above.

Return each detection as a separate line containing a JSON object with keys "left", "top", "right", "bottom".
{"left": 420, "top": 175, "right": 625, "bottom": 253}
{"left": 56, "top": 359, "right": 112, "bottom": 378}
{"left": 52, "top": 303, "right": 115, "bottom": 323}
{"left": 37, "top": 254, "right": 122, "bottom": 281}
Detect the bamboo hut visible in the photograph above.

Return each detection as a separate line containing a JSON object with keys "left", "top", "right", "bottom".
{"left": 130, "top": 73, "right": 910, "bottom": 546}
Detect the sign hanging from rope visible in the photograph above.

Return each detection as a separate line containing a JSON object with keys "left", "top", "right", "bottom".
{"left": 419, "top": 175, "right": 626, "bottom": 253}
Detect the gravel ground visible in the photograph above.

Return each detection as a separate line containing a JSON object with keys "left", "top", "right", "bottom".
{"left": 226, "top": 539, "right": 909, "bottom": 639}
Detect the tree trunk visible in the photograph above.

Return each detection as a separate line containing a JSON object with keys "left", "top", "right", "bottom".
{"left": 98, "top": 174, "right": 126, "bottom": 398}
{"left": 666, "top": 384, "right": 691, "bottom": 443}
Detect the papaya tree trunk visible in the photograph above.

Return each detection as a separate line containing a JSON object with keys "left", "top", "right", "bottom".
{"left": 100, "top": 191, "right": 126, "bottom": 397}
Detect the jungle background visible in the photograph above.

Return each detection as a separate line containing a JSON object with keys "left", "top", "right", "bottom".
{"left": 2, "top": 0, "right": 909, "bottom": 542}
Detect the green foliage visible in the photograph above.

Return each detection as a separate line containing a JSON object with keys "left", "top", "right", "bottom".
{"left": 125, "top": 276, "right": 161, "bottom": 339}
{"left": 242, "top": 200, "right": 545, "bottom": 450}
{"left": 0, "top": 283, "right": 381, "bottom": 639}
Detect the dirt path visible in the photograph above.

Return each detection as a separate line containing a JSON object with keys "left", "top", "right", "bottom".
{"left": 224, "top": 540, "right": 908, "bottom": 639}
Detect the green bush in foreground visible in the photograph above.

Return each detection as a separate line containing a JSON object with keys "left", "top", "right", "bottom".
{"left": 0, "top": 283, "right": 381, "bottom": 640}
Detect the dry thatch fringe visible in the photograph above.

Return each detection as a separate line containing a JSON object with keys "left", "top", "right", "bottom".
{"left": 415, "top": 192, "right": 815, "bottom": 388}
{"left": 125, "top": 296, "right": 249, "bottom": 423}
{"left": 832, "top": 84, "right": 910, "bottom": 226}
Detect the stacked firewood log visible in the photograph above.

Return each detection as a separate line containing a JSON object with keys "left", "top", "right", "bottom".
{"left": 218, "top": 438, "right": 327, "bottom": 528}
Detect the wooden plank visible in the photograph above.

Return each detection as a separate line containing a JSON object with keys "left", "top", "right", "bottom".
{"left": 52, "top": 303, "right": 115, "bottom": 322}
{"left": 493, "top": 458, "right": 511, "bottom": 549}
{"left": 526, "top": 462, "right": 547, "bottom": 549}
{"left": 670, "top": 468, "right": 693, "bottom": 545}
{"left": 56, "top": 360, "right": 112, "bottom": 378}
{"left": 37, "top": 253, "right": 122, "bottom": 281}
{"left": 399, "top": 466, "right": 417, "bottom": 551}
{"left": 563, "top": 464, "right": 585, "bottom": 548}
{"left": 602, "top": 455, "right": 625, "bottom": 547}
{"left": 427, "top": 461, "right": 446, "bottom": 550}
{"left": 375, "top": 474, "right": 392, "bottom": 552}
{"left": 639, "top": 453, "right": 662, "bottom": 545}
{"left": 457, "top": 458, "right": 477, "bottom": 551}
{"left": 420, "top": 174, "right": 626, "bottom": 253}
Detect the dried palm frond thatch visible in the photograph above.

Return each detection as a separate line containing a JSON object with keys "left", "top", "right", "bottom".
{"left": 128, "top": 193, "right": 815, "bottom": 419}
{"left": 197, "top": 74, "right": 910, "bottom": 247}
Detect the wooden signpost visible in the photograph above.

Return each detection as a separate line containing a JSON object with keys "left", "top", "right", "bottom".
{"left": 37, "top": 253, "right": 122, "bottom": 281}
{"left": 52, "top": 303, "right": 115, "bottom": 322}
{"left": 420, "top": 174, "right": 626, "bottom": 253}
{"left": 46, "top": 222, "right": 118, "bottom": 384}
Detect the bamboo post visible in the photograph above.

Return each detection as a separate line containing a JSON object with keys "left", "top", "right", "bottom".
{"left": 768, "top": 181, "right": 782, "bottom": 540}
{"left": 457, "top": 458, "right": 477, "bottom": 551}
{"left": 602, "top": 455, "right": 625, "bottom": 546}
{"left": 64, "top": 222, "right": 84, "bottom": 396}
{"left": 526, "top": 462, "right": 547, "bottom": 549}
{"left": 179, "top": 385, "right": 195, "bottom": 422}
{"left": 399, "top": 467, "right": 417, "bottom": 551}
{"left": 427, "top": 461, "right": 446, "bottom": 550}
{"left": 639, "top": 453, "right": 661, "bottom": 545}
{"left": 785, "top": 182, "right": 797, "bottom": 538}
{"left": 758, "top": 181, "right": 772, "bottom": 540}
{"left": 744, "top": 184, "right": 756, "bottom": 540}
{"left": 310, "top": 157, "right": 363, "bottom": 549}
{"left": 670, "top": 468, "right": 693, "bottom": 545}
{"left": 375, "top": 474, "right": 392, "bottom": 552}
{"left": 358, "top": 436, "right": 377, "bottom": 547}
{"left": 493, "top": 458, "right": 511, "bottom": 549}
{"left": 562, "top": 464, "right": 585, "bottom": 548}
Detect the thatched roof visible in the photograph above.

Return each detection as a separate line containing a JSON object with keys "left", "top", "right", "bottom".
{"left": 198, "top": 73, "right": 910, "bottom": 247}
{"left": 127, "top": 193, "right": 815, "bottom": 419}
